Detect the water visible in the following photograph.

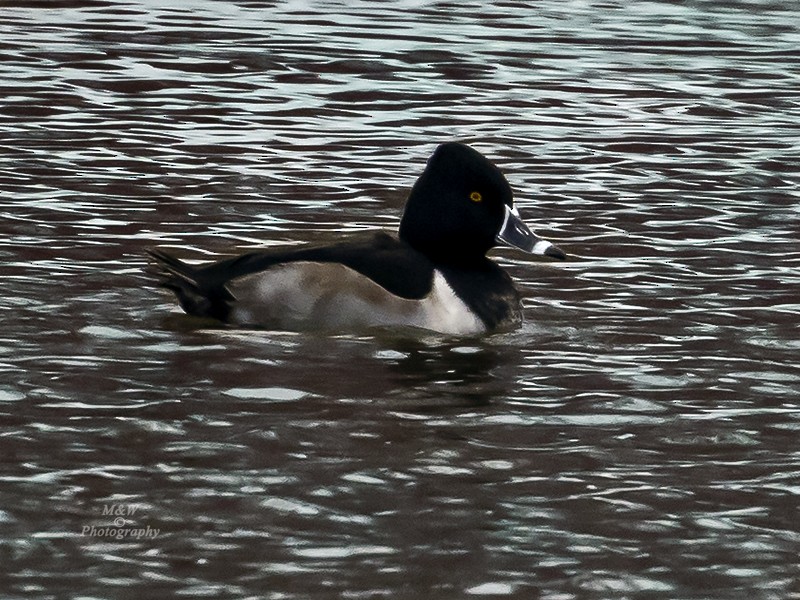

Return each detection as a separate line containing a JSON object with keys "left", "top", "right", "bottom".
{"left": 1, "top": 1, "right": 799, "bottom": 598}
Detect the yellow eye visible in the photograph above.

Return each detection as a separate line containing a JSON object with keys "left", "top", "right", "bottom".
{"left": 469, "top": 191, "right": 482, "bottom": 203}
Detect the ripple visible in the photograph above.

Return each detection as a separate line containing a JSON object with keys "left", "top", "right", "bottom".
{"left": 222, "top": 386, "right": 311, "bottom": 401}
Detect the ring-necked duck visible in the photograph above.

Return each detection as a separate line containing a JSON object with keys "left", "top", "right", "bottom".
{"left": 148, "top": 142, "right": 565, "bottom": 335}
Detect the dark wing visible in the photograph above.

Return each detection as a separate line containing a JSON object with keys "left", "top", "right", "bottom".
{"left": 147, "top": 232, "right": 435, "bottom": 321}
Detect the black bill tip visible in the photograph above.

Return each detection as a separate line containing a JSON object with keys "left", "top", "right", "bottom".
{"left": 544, "top": 244, "right": 567, "bottom": 260}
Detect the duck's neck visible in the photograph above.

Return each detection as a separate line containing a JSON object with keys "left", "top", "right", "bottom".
{"left": 400, "top": 231, "right": 492, "bottom": 268}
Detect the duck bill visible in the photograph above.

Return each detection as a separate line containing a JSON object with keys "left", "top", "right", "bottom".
{"left": 496, "top": 205, "right": 566, "bottom": 260}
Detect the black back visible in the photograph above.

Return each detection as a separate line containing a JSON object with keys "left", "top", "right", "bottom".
{"left": 199, "top": 232, "right": 435, "bottom": 300}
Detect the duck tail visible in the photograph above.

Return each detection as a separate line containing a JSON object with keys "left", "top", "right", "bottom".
{"left": 145, "top": 249, "right": 229, "bottom": 320}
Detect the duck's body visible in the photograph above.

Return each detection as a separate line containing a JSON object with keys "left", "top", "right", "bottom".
{"left": 148, "top": 143, "right": 565, "bottom": 335}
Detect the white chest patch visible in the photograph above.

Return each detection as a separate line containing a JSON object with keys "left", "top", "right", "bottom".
{"left": 227, "top": 262, "right": 486, "bottom": 335}
{"left": 422, "top": 270, "right": 486, "bottom": 335}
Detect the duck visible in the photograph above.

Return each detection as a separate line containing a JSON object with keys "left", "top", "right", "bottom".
{"left": 147, "top": 142, "right": 566, "bottom": 335}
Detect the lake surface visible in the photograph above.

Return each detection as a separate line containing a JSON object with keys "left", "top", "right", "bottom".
{"left": 1, "top": 0, "right": 799, "bottom": 597}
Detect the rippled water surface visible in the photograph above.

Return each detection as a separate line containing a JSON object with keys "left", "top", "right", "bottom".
{"left": 2, "top": 1, "right": 799, "bottom": 598}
